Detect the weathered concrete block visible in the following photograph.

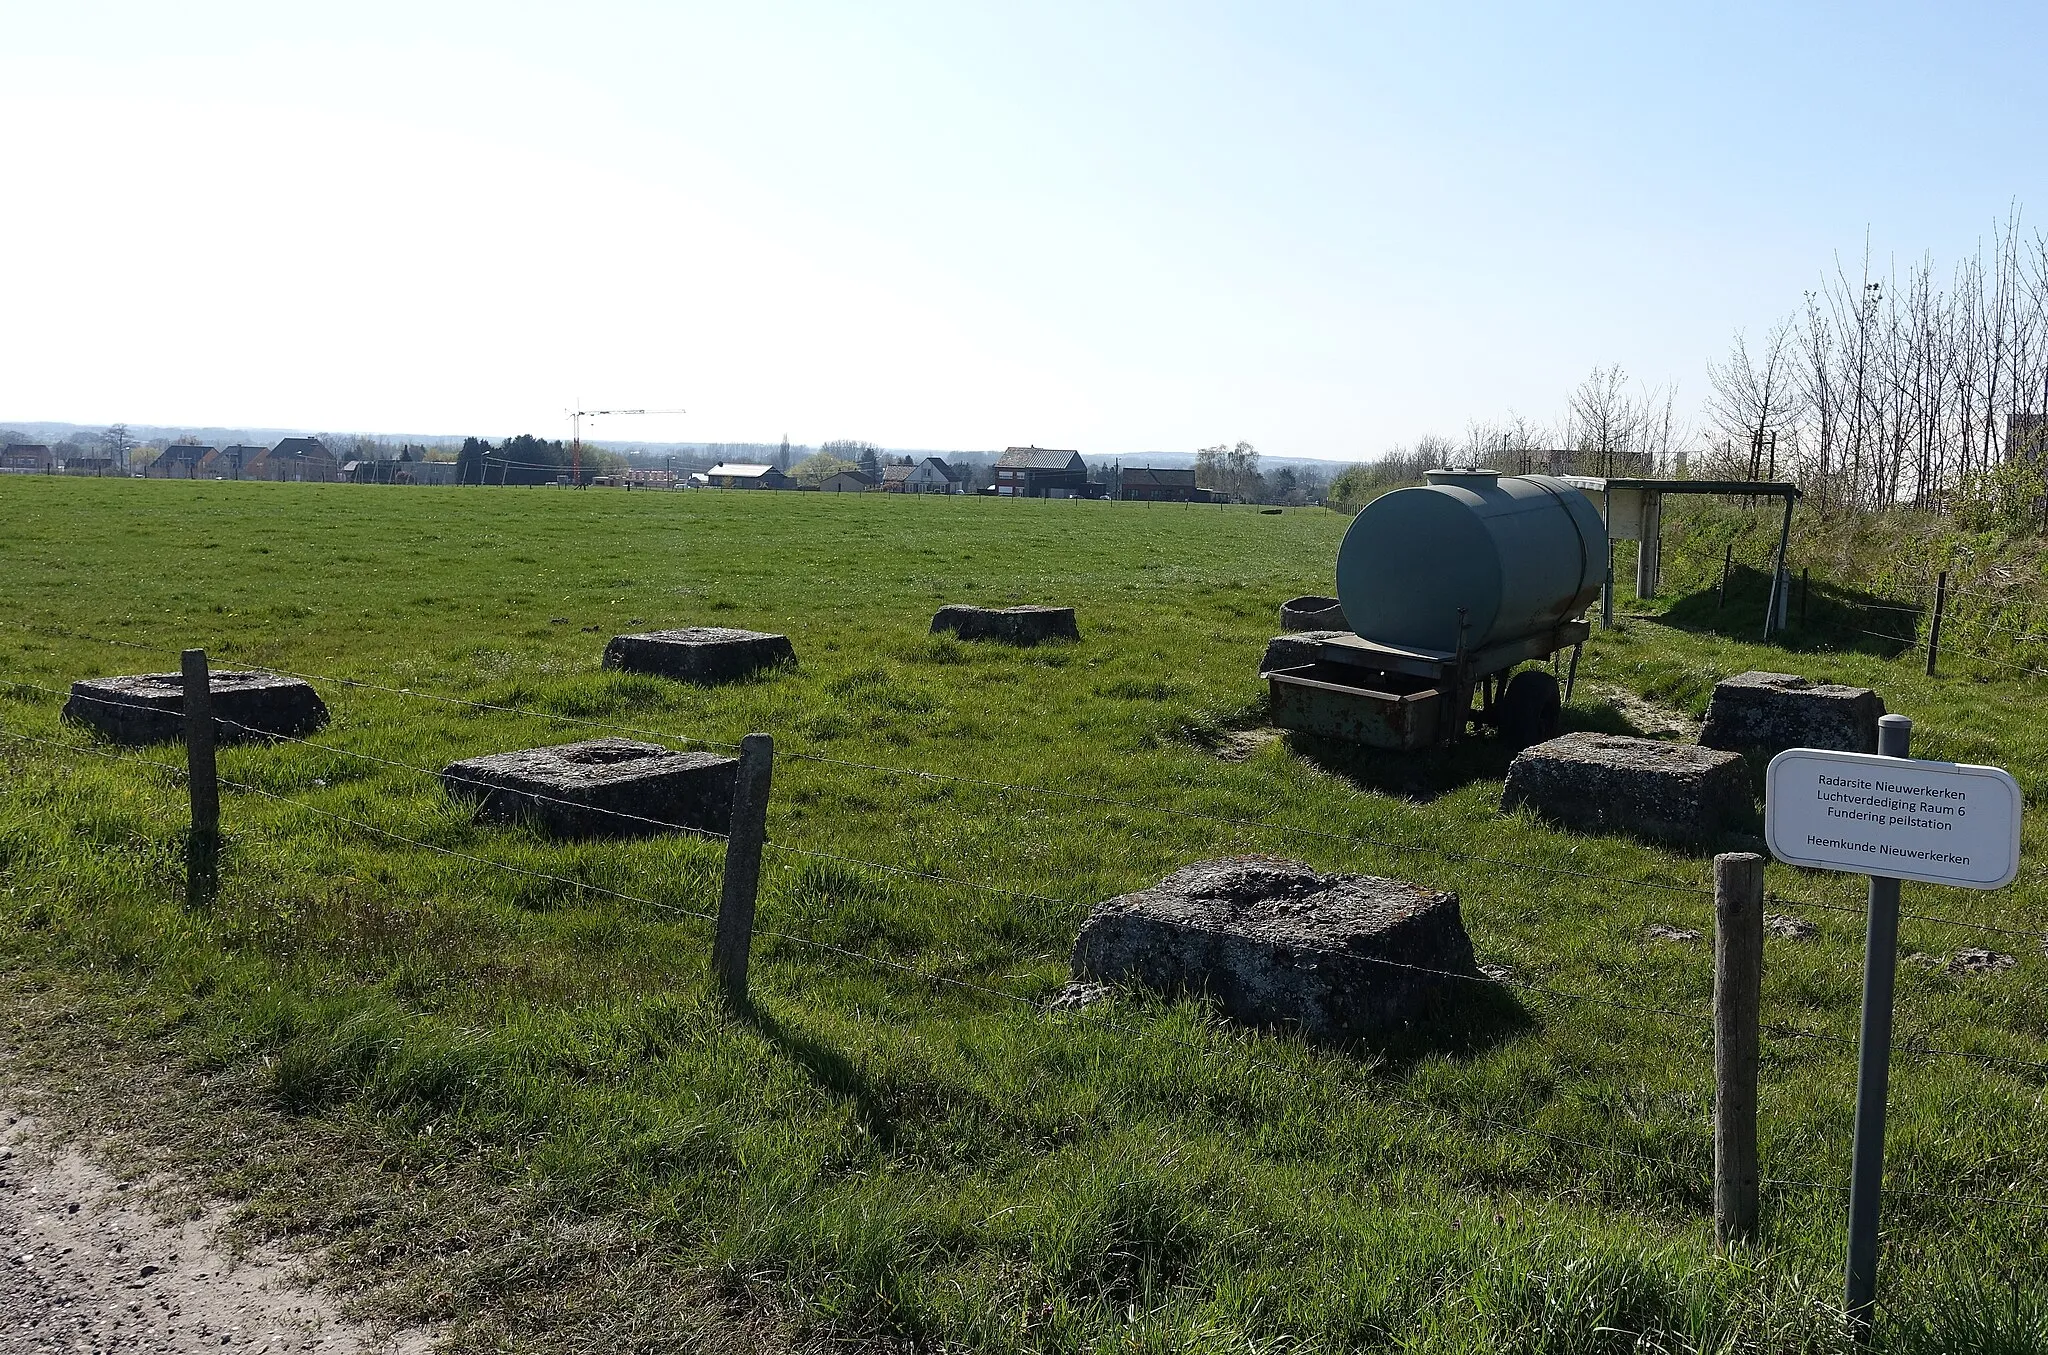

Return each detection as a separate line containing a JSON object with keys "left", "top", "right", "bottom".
{"left": 62, "top": 673, "right": 328, "bottom": 746}
{"left": 1698, "top": 670, "right": 1884, "bottom": 756}
{"left": 440, "top": 738, "right": 738, "bottom": 838}
{"left": 1502, "top": 731, "right": 1751, "bottom": 848}
{"left": 1259, "top": 630, "right": 1349, "bottom": 675}
{"left": 930, "top": 604, "right": 1079, "bottom": 644}
{"left": 602, "top": 628, "right": 796, "bottom": 684}
{"left": 1280, "top": 595, "right": 1348, "bottom": 632}
{"left": 1071, "top": 856, "right": 1477, "bottom": 1042}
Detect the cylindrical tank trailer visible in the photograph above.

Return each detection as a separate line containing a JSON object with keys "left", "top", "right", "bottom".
{"left": 1337, "top": 470, "right": 1608, "bottom": 654}
{"left": 1268, "top": 470, "right": 1608, "bottom": 750}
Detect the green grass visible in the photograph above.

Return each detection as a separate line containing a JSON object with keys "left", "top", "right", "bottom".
{"left": 2, "top": 477, "right": 2046, "bottom": 1353}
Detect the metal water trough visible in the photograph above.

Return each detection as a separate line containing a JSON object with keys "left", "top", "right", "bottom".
{"left": 1268, "top": 469, "right": 1607, "bottom": 750}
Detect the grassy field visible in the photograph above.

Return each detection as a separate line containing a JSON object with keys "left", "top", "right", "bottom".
{"left": 2, "top": 476, "right": 2046, "bottom": 1353}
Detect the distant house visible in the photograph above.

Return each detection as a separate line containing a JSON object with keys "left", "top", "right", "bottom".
{"left": 62, "top": 453, "right": 118, "bottom": 476}
{"left": 147, "top": 445, "right": 216, "bottom": 479}
{"left": 245, "top": 437, "right": 340, "bottom": 483}
{"left": 904, "top": 456, "right": 968, "bottom": 494}
{"left": 197, "top": 445, "right": 265, "bottom": 479}
{"left": 704, "top": 462, "right": 791, "bottom": 490}
{"left": 1, "top": 444, "right": 54, "bottom": 473}
{"left": 879, "top": 464, "right": 914, "bottom": 492}
{"left": 819, "top": 470, "right": 874, "bottom": 493}
{"left": 1107, "top": 465, "right": 1200, "bottom": 502}
{"left": 993, "top": 446, "right": 1087, "bottom": 497}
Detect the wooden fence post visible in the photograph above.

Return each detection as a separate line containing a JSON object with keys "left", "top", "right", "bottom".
{"left": 1714, "top": 850, "right": 1765, "bottom": 1248}
{"left": 1925, "top": 570, "right": 1948, "bottom": 677}
{"left": 712, "top": 733, "right": 774, "bottom": 1002}
{"left": 1717, "top": 545, "right": 1733, "bottom": 614}
{"left": 181, "top": 648, "right": 220, "bottom": 906}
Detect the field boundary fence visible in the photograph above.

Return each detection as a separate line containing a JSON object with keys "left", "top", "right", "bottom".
{"left": 5, "top": 616, "right": 2048, "bottom": 1318}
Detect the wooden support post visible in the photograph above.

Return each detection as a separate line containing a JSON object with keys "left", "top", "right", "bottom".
{"left": 1714, "top": 850, "right": 1765, "bottom": 1249}
{"left": 712, "top": 732, "right": 774, "bottom": 1002}
{"left": 181, "top": 649, "right": 219, "bottom": 906}
{"left": 1925, "top": 570, "right": 1947, "bottom": 677}
{"left": 1717, "top": 545, "right": 1733, "bottom": 613}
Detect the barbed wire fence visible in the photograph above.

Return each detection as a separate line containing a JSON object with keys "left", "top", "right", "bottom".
{"left": 3, "top": 617, "right": 2047, "bottom": 1291}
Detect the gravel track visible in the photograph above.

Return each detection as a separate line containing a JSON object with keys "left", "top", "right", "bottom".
{"left": 0, "top": 1112, "right": 431, "bottom": 1354}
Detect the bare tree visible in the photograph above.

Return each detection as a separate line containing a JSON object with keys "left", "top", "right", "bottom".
{"left": 1706, "top": 321, "right": 1804, "bottom": 483}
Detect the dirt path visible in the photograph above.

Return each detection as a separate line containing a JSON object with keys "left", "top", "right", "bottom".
{"left": 0, "top": 1111, "right": 432, "bottom": 1354}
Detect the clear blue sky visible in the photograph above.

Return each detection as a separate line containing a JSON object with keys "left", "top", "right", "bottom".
{"left": 3, "top": 2, "right": 2041, "bottom": 459}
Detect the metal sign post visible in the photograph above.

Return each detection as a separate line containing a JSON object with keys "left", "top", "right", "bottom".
{"left": 1764, "top": 717, "right": 2024, "bottom": 1340}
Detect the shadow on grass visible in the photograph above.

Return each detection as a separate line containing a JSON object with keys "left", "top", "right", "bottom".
{"left": 1342, "top": 977, "right": 1536, "bottom": 1072}
{"left": 1286, "top": 730, "right": 1518, "bottom": 802}
{"left": 730, "top": 999, "right": 902, "bottom": 1150}
{"left": 1652, "top": 566, "right": 1920, "bottom": 659}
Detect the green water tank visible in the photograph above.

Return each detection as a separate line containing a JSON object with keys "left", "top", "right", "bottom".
{"left": 1334, "top": 470, "right": 1608, "bottom": 654}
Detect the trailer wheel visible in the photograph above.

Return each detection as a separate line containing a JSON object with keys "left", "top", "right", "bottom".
{"left": 1497, "top": 670, "right": 1561, "bottom": 749}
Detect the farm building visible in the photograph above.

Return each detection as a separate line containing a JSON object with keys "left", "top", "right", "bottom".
{"left": 245, "top": 437, "right": 341, "bottom": 483}
{"left": 993, "top": 446, "right": 1087, "bottom": 497}
{"left": 197, "top": 445, "right": 265, "bottom": 479}
{"left": 1107, "top": 465, "right": 1200, "bottom": 502}
{"left": 1, "top": 444, "right": 55, "bottom": 473}
{"left": 819, "top": 470, "right": 874, "bottom": 493}
{"left": 879, "top": 465, "right": 913, "bottom": 492}
{"left": 62, "top": 454, "right": 118, "bottom": 476}
{"left": 904, "top": 456, "right": 969, "bottom": 493}
{"left": 704, "top": 463, "right": 792, "bottom": 490}
{"left": 147, "top": 445, "right": 216, "bottom": 479}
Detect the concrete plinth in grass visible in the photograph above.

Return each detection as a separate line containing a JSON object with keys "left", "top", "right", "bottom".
{"left": 62, "top": 673, "right": 329, "bottom": 746}
{"left": 930, "top": 604, "right": 1079, "bottom": 645}
{"left": 602, "top": 628, "right": 796, "bottom": 684}
{"left": 1502, "top": 731, "right": 1751, "bottom": 849}
{"left": 1698, "top": 670, "right": 1884, "bottom": 756}
{"left": 440, "top": 738, "right": 738, "bottom": 838}
{"left": 1070, "top": 856, "right": 1477, "bottom": 1043}
{"left": 1279, "top": 595, "right": 1348, "bottom": 632}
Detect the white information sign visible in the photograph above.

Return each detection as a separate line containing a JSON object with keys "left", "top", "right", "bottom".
{"left": 1765, "top": 748, "right": 2022, "bottom": 890}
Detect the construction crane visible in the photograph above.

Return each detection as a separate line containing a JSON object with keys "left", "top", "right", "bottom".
{"left": 568, "top": 403, "right": 687, "bottom": 485}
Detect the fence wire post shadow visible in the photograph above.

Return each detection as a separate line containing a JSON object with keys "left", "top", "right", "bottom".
{"left": 1925, "top": 570, "right": 1947, "bottom": 677}
{"left": 712, "top": 733, "right": 774, "bottom": 1002}
{"left": 182, "top": 648, "right": 220, "bottom": 907}
{"left": 1713, "top": 850, "right": 1764, "bottom": 1249}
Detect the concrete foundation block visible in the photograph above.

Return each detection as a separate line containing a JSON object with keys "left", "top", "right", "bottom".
{"left": 1279, "top": 595, "right": 1348, "bottom": 632}
{"left": 1502, "top": 731, "right": 1752, "bottom": 848}
{"left": 1698, "top": 670, "right": 1884, "bottom": 756}
{"left": 930, "top": 604, "right": 1079, "bottom": 644}
{"left": 602, "top": 628, "right": 796, "bottom": 684}
{"left": 62, "top": 673, "right": 328, "bottom": 746}
{"left": 440, "top": 738, "right": 738, "bottom": 838}
{"left": 1071, "top": 856, "right": 1477, "bottom": 1043}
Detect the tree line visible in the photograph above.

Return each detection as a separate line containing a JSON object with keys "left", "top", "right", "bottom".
{"left": 1337, "top": 209, "right": 2048, "bottom": 522}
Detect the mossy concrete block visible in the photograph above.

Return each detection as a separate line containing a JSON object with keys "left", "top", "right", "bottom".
{"left": 62, "top": 672, "right": 328, "bottom": 746}
{"left": 1698, "top": 670, "right": 1884, "bottom": 756}
{"left": 441, "top": 738, "right": 738, "bottom": 838}
{"left": 602, "top": 628, "right": 796, "bottom": 683}
{"left": 1502, "top": 731, "right": 1751, "bottom": 848}
{"left": 1071, "top": 856, "right": 1477, "bottom": 1043}
{"left": 1259, "top": 630, "right": 1349, "bottom": 675}
{"left": 930, "top": 604, "right": 1079, "bottom": 644}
